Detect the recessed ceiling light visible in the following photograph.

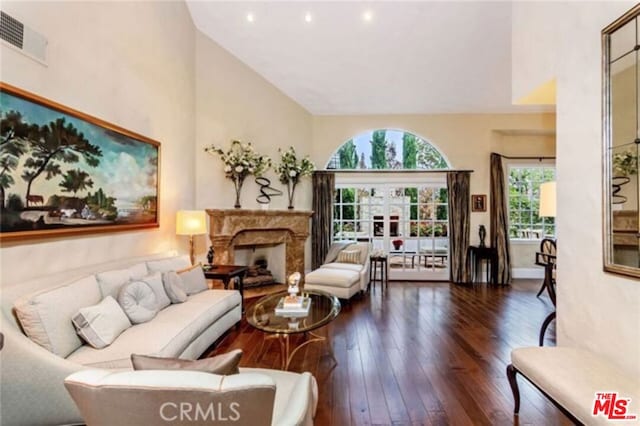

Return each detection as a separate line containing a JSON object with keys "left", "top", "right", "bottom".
{"left": 363, "top": 11, "right": 373, "bottom": 22}
{"left": 246, "top": 13, "right": 255, "bottom": 23}
{"left": 304, "top": 12, "right": 312, "bottom": 23}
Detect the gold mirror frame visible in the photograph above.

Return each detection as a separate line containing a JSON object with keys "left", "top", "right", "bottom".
{"left": 603, "top": 4, "right": 640, "bottom": 278}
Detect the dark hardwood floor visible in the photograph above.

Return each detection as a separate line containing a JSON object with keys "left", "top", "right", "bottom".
{"left": 209, "top": 279, "right": 570, "bottom": 426}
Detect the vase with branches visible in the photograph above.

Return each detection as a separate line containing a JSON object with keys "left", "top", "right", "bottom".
{"left": 275, "top": 147, "right": 315, "bottom": 209}
{"left": 204, "top": 140, "right": 271, "bottom": 208}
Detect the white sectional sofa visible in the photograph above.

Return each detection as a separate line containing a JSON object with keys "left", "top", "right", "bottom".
{"left": 0, "top": 252, "right": 244, "bottom": 425}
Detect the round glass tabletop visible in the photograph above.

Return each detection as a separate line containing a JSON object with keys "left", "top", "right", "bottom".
{"left": 247, "top": 290, "right": 341, "bottom": 334}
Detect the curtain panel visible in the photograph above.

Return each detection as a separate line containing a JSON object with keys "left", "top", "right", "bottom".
{"left": 311, "top": 171, "right": 335, "bottom": 270}
{"left": 490, "top": 153, "right": 512, "bottom": 284}
{"left": 447, "top": 171, "right": 471, "bottom": 283}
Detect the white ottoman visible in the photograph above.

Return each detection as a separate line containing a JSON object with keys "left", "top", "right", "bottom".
{"left": 304, "top": 268, "right": 361, "bottom": 299}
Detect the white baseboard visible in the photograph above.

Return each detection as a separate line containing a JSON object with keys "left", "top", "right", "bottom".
{"left": 512, "top": 267, "right": 544, "bottom": 279}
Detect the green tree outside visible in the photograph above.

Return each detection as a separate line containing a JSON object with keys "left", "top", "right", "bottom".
{"left": 370, "top": 130, "right": 387, "bottom": 169}
{"left": 338, "top": 139, "right": 358, "bottom": 169}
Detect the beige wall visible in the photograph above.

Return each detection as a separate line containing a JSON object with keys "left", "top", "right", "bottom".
{"left": 0, "top": 1, "right": 196, "bottom": 284}
{"left": 513, "top": 1, "right": 640, "bottom": 377}
{"left": 193, "top": 31, "right": 313, "bottom": 265}
{"left": 311, "top": 114, "right": 555, "bottom": 271}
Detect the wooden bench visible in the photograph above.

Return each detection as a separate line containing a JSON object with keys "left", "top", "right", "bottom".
{"left": 507, "top": 347, "right": 640, "bottom": 425}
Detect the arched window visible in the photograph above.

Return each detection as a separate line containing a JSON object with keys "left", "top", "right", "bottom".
{"left": 326, "top": 129, "right": 450, "bottom": 170}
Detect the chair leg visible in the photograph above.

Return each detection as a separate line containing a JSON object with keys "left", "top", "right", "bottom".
{"left": 536, "top": 281, "right": 546, "bottom": 297}
{"left": 507, "top": 364, "right": 521, "bottom": 415}
{"left": 538, "top": 311, "right": 556, "bottom": 346}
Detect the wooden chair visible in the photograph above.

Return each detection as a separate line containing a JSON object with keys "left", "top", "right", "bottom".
{"left": 535, "top": 238, "right": 556, "bottom": 297}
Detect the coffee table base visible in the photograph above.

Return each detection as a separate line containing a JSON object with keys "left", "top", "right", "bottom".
{"left": 257, "top": 328, "right": 337, "bottom": 371}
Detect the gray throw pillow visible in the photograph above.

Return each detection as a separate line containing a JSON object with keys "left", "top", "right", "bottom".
{"left": 117, "top": 281, "right": 159, "bottom": 324}
{"left": 161, "top": 271, "right": 188, "bottom": 303}
{"left": 177, "top": 265, "right": 208, "bottom": 295}
{"left": 141, "top": 273, "right": 171, "bottom": 310}
{"left": 72, "top": 296, "right": 131, "bottom": 349}
{"left": 131, "top": 349, "right": 243, "bottom": 375}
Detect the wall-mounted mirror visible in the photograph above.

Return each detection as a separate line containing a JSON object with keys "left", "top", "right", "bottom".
{"left": 604, "top": 5, "right": 640, "bottom": 277}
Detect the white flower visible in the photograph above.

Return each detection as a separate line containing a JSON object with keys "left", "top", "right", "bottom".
{"left": 235, "top": 165, "right": 244, "bottom": 173}
{"left": 224, "top": 165, "right": 232, "bottom": 173}
{"left": 289, "top": 170, "right": 297, "bottom": 177}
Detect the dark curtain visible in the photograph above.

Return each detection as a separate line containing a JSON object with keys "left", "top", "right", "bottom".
{"left": 447, "top": 171, "right": 471, "bottom": 283}
{"left": 312, "top": 171, "right": 335, "bottom": 269}
{"left": 490, "top": 153, "right": 512, "bottom": 284}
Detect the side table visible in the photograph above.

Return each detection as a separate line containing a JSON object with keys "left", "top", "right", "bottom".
{"left": 467, "top": 246, "right": 498, "bottom": 284}
{"left": 368, "top": 256, "right": 388, "bottom": 292}
{"left": 204, "top": 265, "right": 249, "bottom": 312}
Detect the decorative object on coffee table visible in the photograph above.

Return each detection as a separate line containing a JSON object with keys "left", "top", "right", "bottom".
{"left": 275, "top": 146, "right": 315, "bottom": 209}
{"left": 204, "top": 140, "right": 271, "bottom": 209}
{"left": 471, "top": 194, "right": 487, "bottom": 212}
{"left": 176, "top": 210, "right": 207, "bottom": 265}
{"left": 478, "top": 225, "right": 487, "bottom": 248}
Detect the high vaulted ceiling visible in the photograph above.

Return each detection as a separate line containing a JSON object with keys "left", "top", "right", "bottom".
{"left": 187, "top": 1, "right": 547, "bottom": 115}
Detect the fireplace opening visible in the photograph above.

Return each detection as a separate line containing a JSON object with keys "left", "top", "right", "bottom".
{"left": 244, "top": 256, "right": 275, "bottom": 288}
{"left": 234, "top": 244, "right": 286, "bottom": 287}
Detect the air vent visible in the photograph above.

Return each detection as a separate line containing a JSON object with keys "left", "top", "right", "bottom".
{"left": 0, "top": 10, "right": 47, "bottom": 64}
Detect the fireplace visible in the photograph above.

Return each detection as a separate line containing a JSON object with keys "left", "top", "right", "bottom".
{"left": 206, "top": 209, "right": 312, "bottom": 282}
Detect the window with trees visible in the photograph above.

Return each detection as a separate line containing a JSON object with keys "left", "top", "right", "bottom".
{"left": 508, "top": 165, "right": 556, "bottom": 239}
{"left": 327, "top": 129, "right": 448, "bottom": 170}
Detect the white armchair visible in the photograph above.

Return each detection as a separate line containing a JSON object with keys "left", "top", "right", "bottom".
{"left": 65, "top": 367, "right": 318, "bottom": 426}
{"left": 304, "top": 243, "right": 370, "bottom": 299}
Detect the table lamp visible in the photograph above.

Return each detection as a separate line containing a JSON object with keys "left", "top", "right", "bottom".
{"left": 176, "top": 210, "right": 207, "bottom": 265}
{"left": 539, "top": 182, "right": 556, "bottom": 218}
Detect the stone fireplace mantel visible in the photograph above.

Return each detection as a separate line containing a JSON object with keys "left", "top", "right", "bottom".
{"left": 206, "top": 209, "right": 313, "bottom": 280}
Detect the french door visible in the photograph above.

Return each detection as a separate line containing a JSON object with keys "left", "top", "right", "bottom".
{"left": 333, "top": 176, "right": 450, "bottom": 280}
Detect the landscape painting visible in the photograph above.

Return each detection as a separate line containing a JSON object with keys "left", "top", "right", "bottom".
{"left": 0, "top": 83, "right": 159, "bottom": 240}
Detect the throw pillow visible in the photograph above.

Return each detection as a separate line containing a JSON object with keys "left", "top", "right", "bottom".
{"left": 131, "top": 349, "right": 243, "bottom": 375}
{"left": 177, "top": 264, "right": 208, "bottom": 295}
{"left": 141, "top": 273, "right": 171, "bottom": 310}
{"left": 117, "top": 281, "right": 159, "bottom": 324}
{"left": 337, "top": 249, "right": 361, "bottom": 264}
{"left": 161, "top": 271, "right": 188, "bottom": 303}
{"left": 72, "top": 296, "right": 131, "bottom": 349}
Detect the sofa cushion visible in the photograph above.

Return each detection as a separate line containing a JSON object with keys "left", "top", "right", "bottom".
{"left": 117, "top": 281, "right": 159, "bottom": 324}
{"left": 131, "top": 349, "right": 243, "bottom": 375}
{"left": 321, "top": 262, "right": 364, "bottom": 273}
{"left": 146, "top": 255, "right": 191, "bottom": 274}
{"left": 511, "top": 347, "right": 640, "bottom": 425}
{"left": 305, "top": 268, "right": 360, "bottom": 288}
{"left": 66, "top": 290, "right": 241, "bottom": 368}
{"left": 140, "top": 273, "right": 171, "bottom": 310}
{"left": 162, "top": 271, "right": 188, "bottom": 303}
{"left": 337, "top": 249, "right": 361, "bottom": 264}
{"left": 95, "top": 263, "right": 149, "bottom": 299}
{"left": 14, "top": 275, "right": 102, "bottom": 357}
{"left": 177, "top": 265, "right": 208, "bottom": 295}
{"left": 72, "top": 296, "right": 132, "bottom": 349}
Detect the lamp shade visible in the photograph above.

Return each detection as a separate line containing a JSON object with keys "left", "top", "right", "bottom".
{"left": 539, "top": 182, "right": 556, "bottom": 218}
{"left": 176, "top": 210, "right": 207, "bottom": 235}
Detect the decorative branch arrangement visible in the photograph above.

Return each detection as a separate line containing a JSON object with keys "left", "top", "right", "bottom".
{"left": 204, "top": 140, "right": 271, "bottom": 208}
{"left": 275, "top": 147, "right": 315, "bottom": 209}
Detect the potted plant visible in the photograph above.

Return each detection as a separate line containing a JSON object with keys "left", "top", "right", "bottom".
{"left": 204, "top": 140, "right": 271, "bottom": 208}
{"left": 392, "top": 239, "right": 403, "bottom": 250}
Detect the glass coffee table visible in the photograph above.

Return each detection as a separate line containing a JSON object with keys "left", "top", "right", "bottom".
{"left": 247, "top": 290, "right": 341, "bottom": 370}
